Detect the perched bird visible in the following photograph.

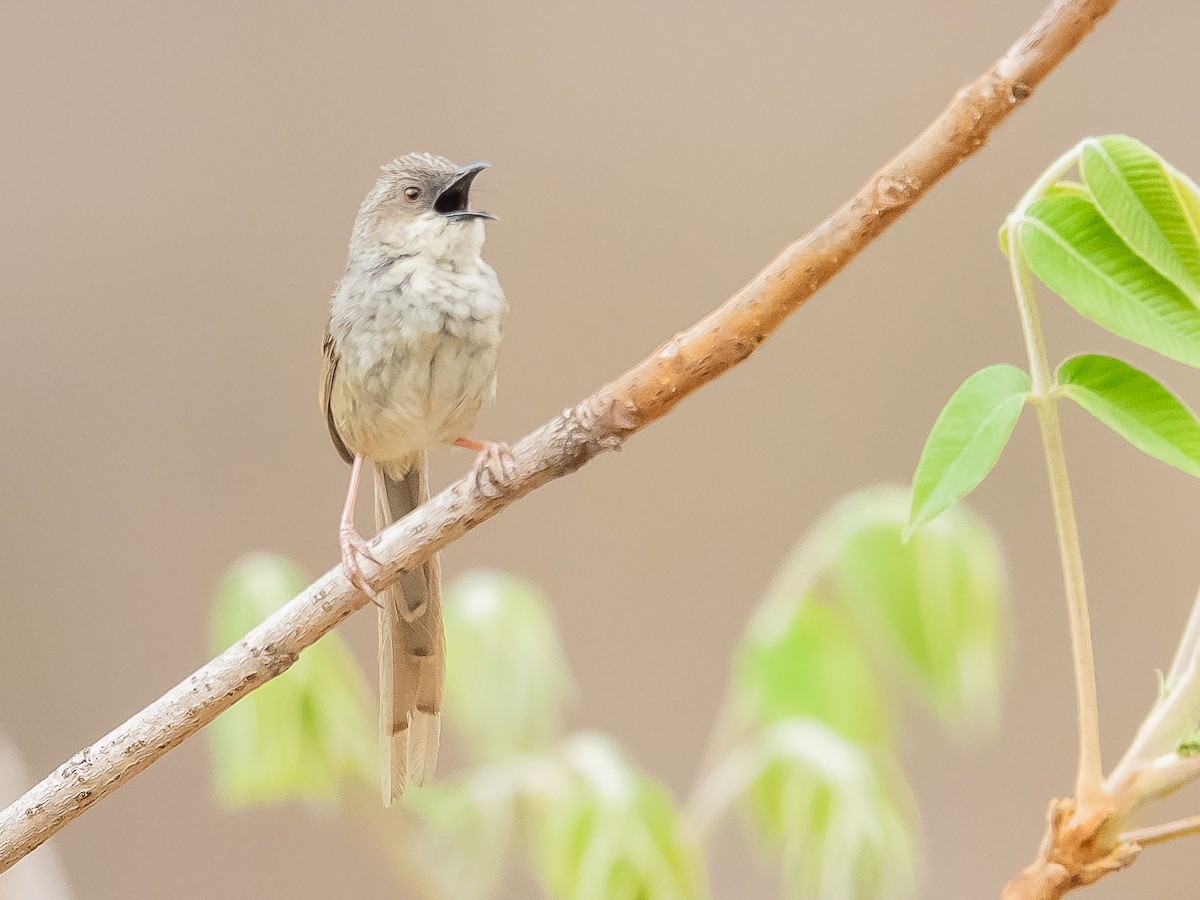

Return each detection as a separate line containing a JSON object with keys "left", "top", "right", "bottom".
{"left": 319, "top": 152, "right": 510, "bottom": 804}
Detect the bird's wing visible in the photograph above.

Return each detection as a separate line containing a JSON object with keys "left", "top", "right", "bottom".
{"left": 319, "top": 322, "right": 354, "bottom": 465}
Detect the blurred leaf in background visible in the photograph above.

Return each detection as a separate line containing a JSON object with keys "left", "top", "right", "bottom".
{"left": 405, "top": 571, "right": 577, "bottom": 898}
{"left": 724, "top": 485, "right": 1006, "bottom": 898}
{"left": 738, "top": 599, "right": 889, "bottom": 747}
{"left": 749, "top": 725, "right": 914, "bottom": 900}
{"left": 692, "top": 720, "right": 914, "bottom": 900}
{"left": 751, "top": 486, "right": 1004, "bottom": 735}
{"left": 407, "top": 578, "right": 707, "bottom": 899}
{"left": 209, "top": 554, "right": 374, "bottom": 806}
{"left": 404, "top": 774, "right": 524, "bottom": 900}
{"left": 534, "top": 734, "right": 707, "bottom": 900}
{"left": 209, "top": 484, "right": 1007, "bottom": 900}
{"left": 443, "top": 572, "right": 573, "bottom": 763}
{"left": 827, "top": 489, "right": 1004, "bottom": 733}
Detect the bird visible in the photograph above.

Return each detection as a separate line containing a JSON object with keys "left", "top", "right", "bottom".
{"left": 319, "top": 152, "right": 510, "bottom": 804}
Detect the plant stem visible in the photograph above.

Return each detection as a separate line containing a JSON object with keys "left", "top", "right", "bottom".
{"left": 1012, "top": 142, "right": 1086, "bottom": 219}
{"left": 1164, "top": 586, "right": 1200, "bottom": 692}
{"left": 1106, "top": 587, "right": 1200, "bottom": 800}
{"left": 1006, "top": 218, "right": 1103, "bottom": 805}
{"left": 1121, "top": 812, "right": 1200, "bottom": 848}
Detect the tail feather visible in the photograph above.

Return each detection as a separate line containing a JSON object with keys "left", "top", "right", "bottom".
{"left": 374, "top": 454, "right": 443, "bottom": 805}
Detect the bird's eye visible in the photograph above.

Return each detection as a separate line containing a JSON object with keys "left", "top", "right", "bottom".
{"left": 404, "top": 186, "right": 421, "bottom": 201}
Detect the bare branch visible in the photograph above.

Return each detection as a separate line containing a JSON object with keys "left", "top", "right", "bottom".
{"left": 0, "top": 0, "right": 1118, "bottom": 875}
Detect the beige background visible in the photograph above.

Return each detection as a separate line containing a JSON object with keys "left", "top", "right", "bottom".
{"left": 2, "top": 0, "right": 1198, "bottom": 896}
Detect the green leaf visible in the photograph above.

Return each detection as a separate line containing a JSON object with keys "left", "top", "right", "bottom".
{"left": 1169, "top": 164, "right": 1200, "bottom": 256}
{"left": 1000, "top": 183, "right": 1091, "bottom": 256}
{"left": 747, "top": 486, "right": 1007, "bottom": 736}
{"left": 443, "top": 572, "right": 573, "bottom": 763}
{"left": 908, "top": 364, "right": 1030, "bottom": 533}
{"left": 1046, "top": 180, "right": 1091, "bottom": 202}
{"left": 533, "top": 735, "right": 707, "bottom": 900}
{"left": 1057, "top": 354, "right": 1200, "bottom": 478}
{"left": 406, "top": 766, "right": 532, "bottom": 900}
{"left": 1018, "top": 193, "right": 1200, "bottom": 366}
{"left": 692, "top": 721, "right": 915, "bottom": 900}
{"left": 715, "top": 487, "right": 1007, "bottom": 896}
{"left": 1080, "top": 136, "right": 1200, "bottom": 299}
{"left": 824, "top": 487, "right": 1004, "bottom": 732}
{"left": 737, "top": 599, "right": 889, "bottom": 746}
{"left": 209, "top": 554, "right": 374, "bottom": 806}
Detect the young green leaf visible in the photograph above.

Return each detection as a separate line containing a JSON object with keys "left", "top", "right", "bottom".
{"left": 691, "top": 721, "right": 915, "bottom": 900}
{"left": 407, "top": 760, "right": 543, "bottom": 900}
{"left": 1169, "top": 164, "right": 1200, "bottom": 254}
{"left": 999, "top": 182, "right": 1091, "bottom": 255}
{"left": 823, "top": 488, "right": 1004, "bottom": 732}
{"left": 1018, "top": 193, "right": 1200, "bottom": 366}
{"left": 1080, "top": 136, "right": 1200, "bottom": 299}
{"left": 1046, "top": 180, "right": 1091, "bottom": 201}
{"left": 908, "top": 364, "right": 1030, "bottom": 534}
{"left": 737, "top": 599, "right": 890, "bottom": 747}
{"left": 1057, "top": 353, "right": 1200, "bottom": 478}
{"left": 405, "top": 785, "right": 514, "bottom": 899}
{"left": 534, "top": 735, "right": 707, "bottom": 900}
{"left": 209, "top": 554, "right": 374, "bottom": 806}
{"left": 443, "top": 572, "right": 573, "bottom": 763}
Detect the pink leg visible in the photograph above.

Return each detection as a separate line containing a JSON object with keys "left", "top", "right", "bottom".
{"left": 339, "top": 454, "right": 379, "bottom": 600}
{"left": 453, "top": 437, "right": 515, "bottom": 496}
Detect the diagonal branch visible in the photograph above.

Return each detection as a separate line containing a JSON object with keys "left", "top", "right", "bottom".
{"left": 0, "top": 0, "right": 1118, "bottom": 875}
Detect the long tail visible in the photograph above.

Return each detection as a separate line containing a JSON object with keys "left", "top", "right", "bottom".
{"left": 374, "top": 454, "right": 443, "bottom": 805}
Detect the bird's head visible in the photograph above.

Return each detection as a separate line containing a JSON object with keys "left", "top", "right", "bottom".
{"left": 353, "top": 152, "right": 495, "bottom": 260}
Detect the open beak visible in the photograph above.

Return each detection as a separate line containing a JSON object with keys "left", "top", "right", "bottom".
{"left": 435, "top": 162, "right": 496, "bottom": 221}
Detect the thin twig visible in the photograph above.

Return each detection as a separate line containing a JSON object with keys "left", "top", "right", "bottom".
{"left": 1108, "top": 660, "right": 1200, "bottom": 798}
{"left": 0, "top": 0, "right": 1118, "bottom": 875}
{"left": 1121, "top": 813, "right": 1200, "bottom": 848}
{"left": 1114, "top": 752, "right": 1200, "bottom": 807}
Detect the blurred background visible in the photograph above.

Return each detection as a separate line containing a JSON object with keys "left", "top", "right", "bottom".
{"left": 2, "top": 0, "right": 1199, "bottom": 896}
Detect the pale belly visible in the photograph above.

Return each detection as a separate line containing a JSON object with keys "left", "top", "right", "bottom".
{"left": 328, "top": 242, "right": 506, "bottom": 467}
{"left": 333, "top": 328, "right": 500, "bottom": 465}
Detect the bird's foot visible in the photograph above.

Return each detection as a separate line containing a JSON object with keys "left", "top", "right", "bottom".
{"left": 455, "top": 437, "right": 515, "bottom": 498}
{"left": 339, "top": 524, "right": 381, "bottom": 603}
